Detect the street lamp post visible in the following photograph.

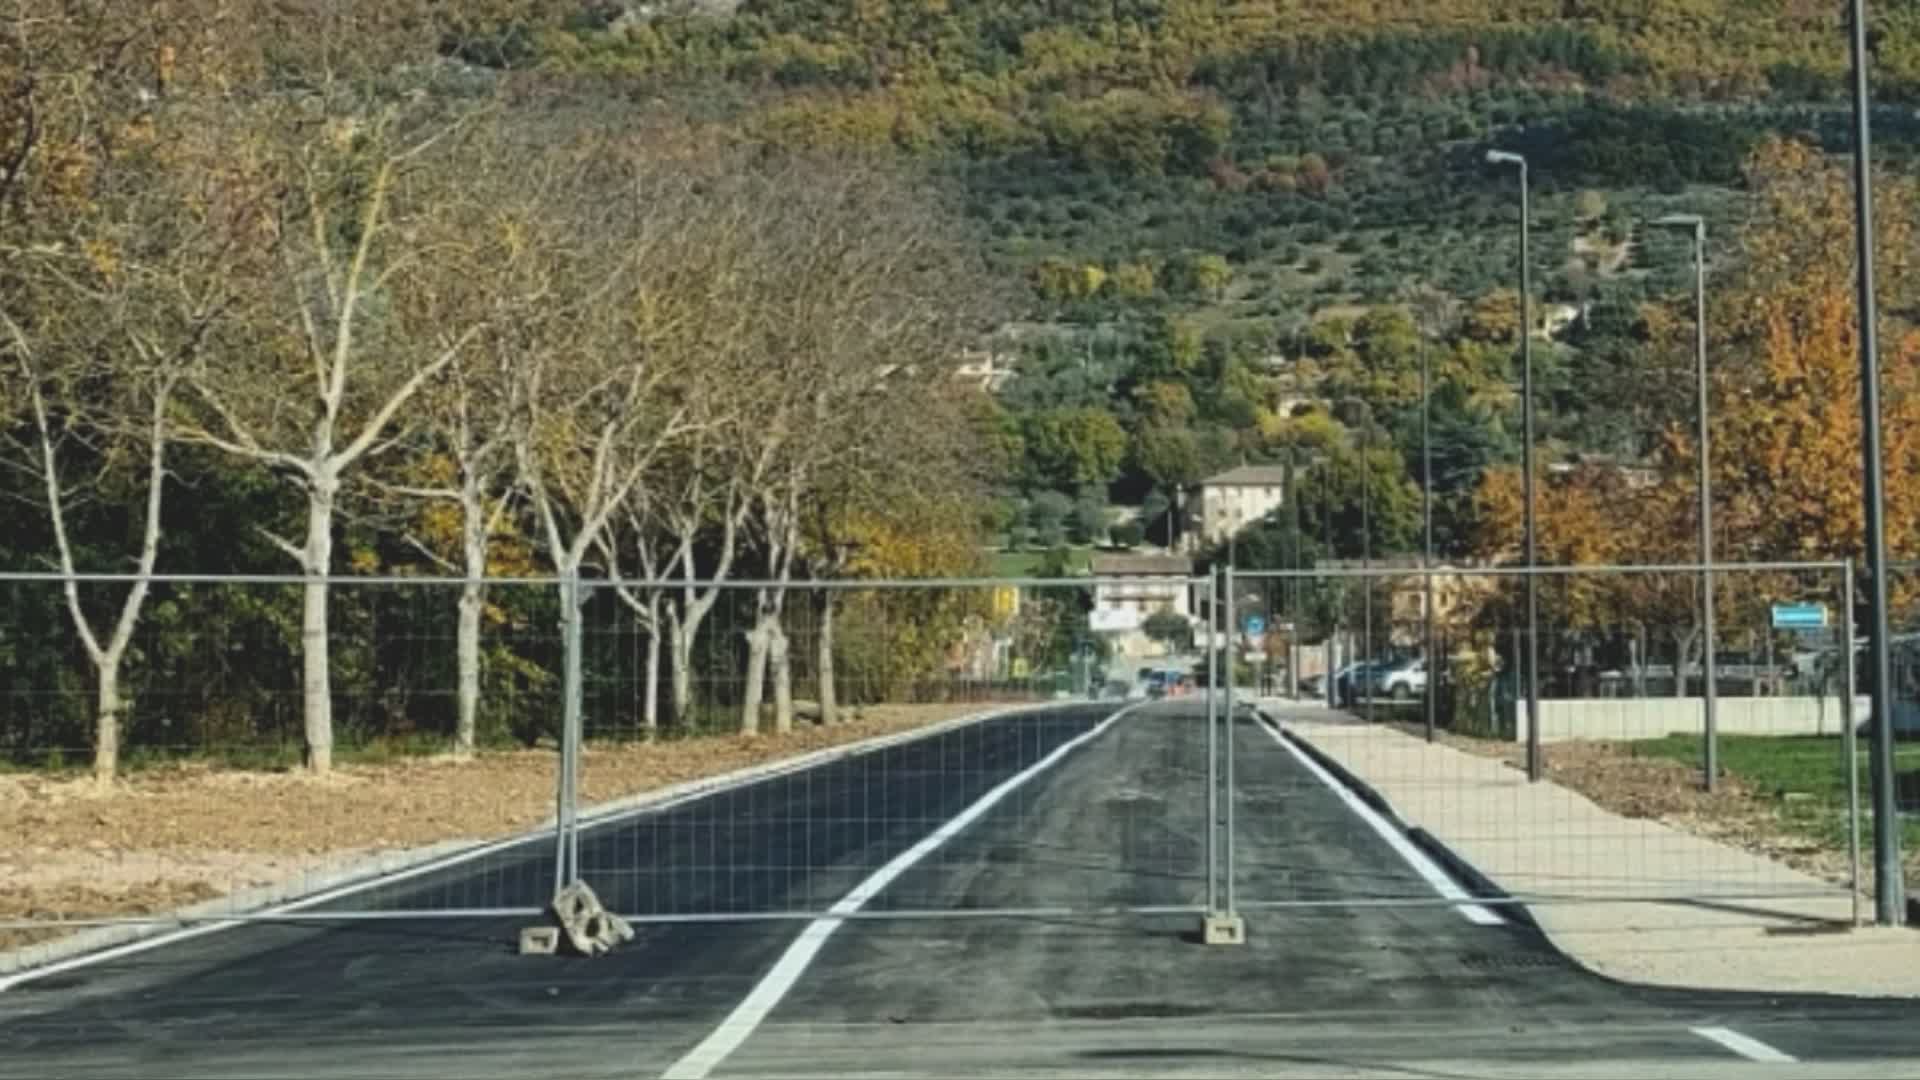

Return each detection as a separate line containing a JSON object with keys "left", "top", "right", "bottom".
{"left": 1488, "top": 148, "right": 1543, "bottom": 782}
{"left": 1652, "top": 214, "right": 1719, "bottom": 792}
{"left": 1846, "top": 0, "right": 1905, "bottom": 926}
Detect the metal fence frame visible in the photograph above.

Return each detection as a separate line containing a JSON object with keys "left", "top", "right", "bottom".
{"left": 0, "top": 570, "right": 1231, "bottom": 939}
{"left": 1232, "top": 559, "right": 1872, "bottom": 920}
{"left": 0, "top": 561, "right": 1897, "bottom": 943}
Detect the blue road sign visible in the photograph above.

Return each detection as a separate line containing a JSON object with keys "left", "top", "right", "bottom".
{"left": 1771, "top": 603, "right": 1828, "bottom": 630}
{"left": 1242, "top": 614, "right": 1266, "bottom": 635}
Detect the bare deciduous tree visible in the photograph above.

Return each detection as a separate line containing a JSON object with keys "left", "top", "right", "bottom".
{"left": 732, "top": 155, "right": 1005, "bottom": 733}
{"left": 0, "top": 18, "right": 265, "bottom": 782}
{"left": 173, "top": 90, "right": 494, "bottom": 773}
{"left": 365, "top": 114, "right": 567, "bottom": 756}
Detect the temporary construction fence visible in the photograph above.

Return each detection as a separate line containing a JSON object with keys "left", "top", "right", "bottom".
{"left": 0, "top": 562, "right": 1900, "bottom": 957}
{"left": 0, "top": 572, "right": 1216, "bottom": 941}
{"left": 1232, "top": 560, "right": 1885, "bottom": 920}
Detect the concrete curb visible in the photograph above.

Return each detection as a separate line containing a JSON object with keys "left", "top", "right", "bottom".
{"left": 0, "top": 699, "right": 1074, "bottom": 979}
{"left": 1254, "top": 707, "right": 1532, "bottom": 929}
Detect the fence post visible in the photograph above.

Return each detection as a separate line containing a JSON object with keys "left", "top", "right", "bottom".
{"left": 1199, "top": 565, "right": 1245, "bottom": 945}
{"left": 1843, "top": 560, "right": 1864, "bottom": 928}
{"left": 1425, "top": 564, "right": 1437, "bottom": 742}
{"left": 1204, "top": 571, "right": 1219, "bottom": 919}
{"left": 1224, "top": 563, "right": 1237, "bottom": 917}
{"left": 553, "top": 570, "right": 585, "bottom": 897}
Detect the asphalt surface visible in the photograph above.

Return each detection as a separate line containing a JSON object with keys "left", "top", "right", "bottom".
{"left": 4, "top": 699, "right": 1920, "bottom": 1079}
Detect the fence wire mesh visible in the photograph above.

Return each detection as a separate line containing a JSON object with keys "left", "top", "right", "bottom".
{"left": 1232, "top": 562, "right": 1870, "bottom": 915}
{"left": 0, "top": 572, "right": 1215, "bottom": 944}
{"left": 5, "top": 562, "right": 1904, "bottom": 953}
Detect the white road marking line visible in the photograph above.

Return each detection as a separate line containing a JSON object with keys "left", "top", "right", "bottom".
{"left": 0, "top": 702, "right": 1056, "bottom": 995}
{"left": 1691, "top": 1025, "right": 1797, "bottom": 1063}
{"left": 1258, "top": 718, "right": 1504, "bottom": 926}
{"left": 659, "top": 703, "right": 1138, "bottom": 1080}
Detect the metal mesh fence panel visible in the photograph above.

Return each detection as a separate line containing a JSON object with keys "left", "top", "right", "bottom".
{"left": 0, "top": 575, "right": 570, "bottom": 943}
{"left": 1876, "top": 562, "right": 1920, "bottom": 913}
{"left": 1230, "top": 563, "right": 1862, "bottom": 918}
{"left": 2, "top": 572, "right": 1219, "bottom": 951}
{"left": 570, "top": 580, "right": 1211, "bottom": 920}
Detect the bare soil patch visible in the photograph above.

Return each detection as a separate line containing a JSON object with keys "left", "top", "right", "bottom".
{"left": 1, "top": 703, "right": 994, "bottom": 950}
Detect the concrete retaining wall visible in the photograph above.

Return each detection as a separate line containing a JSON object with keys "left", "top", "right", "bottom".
{"left": 1512, "top": 696, "right": 1871, "bottom": 743}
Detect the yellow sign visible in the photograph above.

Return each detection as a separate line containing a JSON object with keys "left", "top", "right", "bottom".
{"left": 1012, "top": 657, "right": 1030, "bottom": 678}
{"left": 991, "top": 586, "right": 1019, "bottom": 618}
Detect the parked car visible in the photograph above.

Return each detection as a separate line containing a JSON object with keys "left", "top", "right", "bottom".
{"left": 1369, "top": 656, "right": 1428, "bottom": 701}
{"left": 1333, "top": 659, "right": 1393, "bottom": 707}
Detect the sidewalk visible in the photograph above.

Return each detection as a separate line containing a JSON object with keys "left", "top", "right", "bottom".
{"left": 1260, "top": 701, "right": 1920, "bottom": 998}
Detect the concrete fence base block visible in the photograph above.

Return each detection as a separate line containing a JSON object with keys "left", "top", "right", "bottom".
{"left": 551, "top": 882, "right": 635, "bottom": 957}
{"left": 518, "top": 926, "right": 561, "bottom": 956}
{"left": 1199, "top": 913, "right": 1246, "bottom": 946}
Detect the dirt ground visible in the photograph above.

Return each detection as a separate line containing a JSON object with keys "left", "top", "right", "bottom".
{"left": 1411, "top": 724, "right": 1920, "bottom": 895}
{"left": 0, "top": 703, "right": 991, "bottom": 950}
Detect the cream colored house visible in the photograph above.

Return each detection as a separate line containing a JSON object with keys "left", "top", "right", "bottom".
{"left": 1190, "top": 465, "right": 1289, "bottom": 549}
{"left": 1089, "top": 553, "right": 1196, "bottom": 659}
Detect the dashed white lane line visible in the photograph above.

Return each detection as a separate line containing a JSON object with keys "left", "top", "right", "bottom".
{"left": 1691, "top": 1025, "right": 1798, "bottom": 1063}
{"left": 659, "top": 703, "right": 1140, "bottom": 1080}
{"left": 1259, "top": 717, "right": 1504, "bottom": 926}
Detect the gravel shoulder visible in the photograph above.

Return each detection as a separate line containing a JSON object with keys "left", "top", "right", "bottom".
{"left": 0, "top": 704, "right": 990, "bottom": 948}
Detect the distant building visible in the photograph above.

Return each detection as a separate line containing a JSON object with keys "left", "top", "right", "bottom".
{"left": 1190, "top": 465, "right": 1290, "bottom": 549}
{"left": 1537, "top": 302, "right": 1589, "bottom": 340}
{"left": 1547, "top": 452, "right": 1659, "bottom": 489}
{"left": 952, "top": 348, "right": 1015, "bottom": 392}
{"left": 1319, "top": 557, "right": 1494, "bottom": 645}
{"left": 1088, "top": 553, "right": 1196, "bottom": 659}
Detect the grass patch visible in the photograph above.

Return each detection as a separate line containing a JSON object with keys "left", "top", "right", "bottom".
{"left": 990, "top": 547, "right": 1095, "bottom": 577}
{"left": 1626, "top": 734, "right": 1920, "bottom": 850}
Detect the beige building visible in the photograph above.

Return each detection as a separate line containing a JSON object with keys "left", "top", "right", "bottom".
{"left": 1320, "top": 557, "right": 1494, "bottom": 645}
{"left": 1190, "top": 465, "right": 1289, "bottom": 549}
{"left": 1088, "top": 553, "right": 1196, "bottom": 659}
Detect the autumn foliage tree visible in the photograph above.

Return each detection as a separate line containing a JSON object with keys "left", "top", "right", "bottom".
{"left": 1465, "top": 135, "right": 1920, "bottom": 680}
{"left": 1684, "top": 137, "right": 1920, "bottom": 571}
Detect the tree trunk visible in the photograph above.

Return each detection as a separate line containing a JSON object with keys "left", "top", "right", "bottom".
{"left": 741, "top": 608, "right": 772, "bottom": 736}
{"left": 770, "top": 618, "right": 793, "bottom": 734}
{"left": 453, "top": 485, "right": 488, "bottom": 758}
{"left": 455, "top": 579, "right": 483, "bottom": 757}
{"left": 642, "top": 601, "right": 661, "bottom": 737}
{"left": 668, "top": 612, "right": 695, "bottom": 727}
{"left": 817, "top": 593, "right": 838, "bottom": 725}
{"left": 93, "top": 660, "right": 123, "bottom": 785}
{"left": 302, "top": 477, "right": 338, "bottom": 773}
{"left": 1672, "top": 628, "right": 1697, "bottom": 700}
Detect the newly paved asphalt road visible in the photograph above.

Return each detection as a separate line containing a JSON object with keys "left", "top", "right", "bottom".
{"left": 4, "top": 700, "right": 1920, "bottom": 1078}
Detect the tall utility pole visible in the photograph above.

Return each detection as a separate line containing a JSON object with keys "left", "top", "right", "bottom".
{"left": 1488, "top": 148, "right": 1542, "bottom": 782}
{"left": 1846, "top": 0, "right": 1905, "bottom": 926}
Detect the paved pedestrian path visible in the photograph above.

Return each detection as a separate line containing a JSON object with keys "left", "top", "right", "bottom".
{"left": 1264, "top": 702, "right": 1920, "bottom": 997}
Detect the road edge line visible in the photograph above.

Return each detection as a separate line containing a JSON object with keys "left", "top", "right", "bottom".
{"left": 0, "top": 700, "right": 1072, "bottom": 992}
{"left": 1690, "top": 1025, "right": 1798, "bottom": 1063}
{"left": 659, "top": 702, "right": 1140, "bottom": 1080}
{"left": 1254, "top": 712, "right": 1503, "bottom": 926}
